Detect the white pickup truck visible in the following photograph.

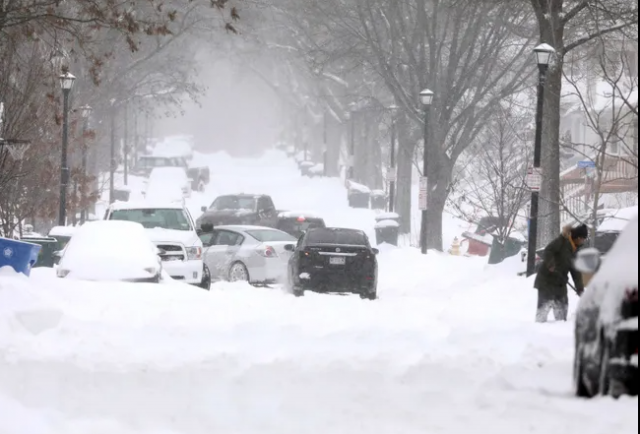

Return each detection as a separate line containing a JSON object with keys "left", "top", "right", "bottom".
{"left": 104, "top": 200, "right": 211, "bottom": 289}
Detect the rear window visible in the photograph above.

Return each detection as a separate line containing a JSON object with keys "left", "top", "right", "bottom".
{"left": 246, "top": 230, "right": 297, "bottom": 243}
{"left": 277, "top": 218, "right": 325, "bottom": 234}
{"left": 305, "top": 229, "right": 368, "bottom": 246}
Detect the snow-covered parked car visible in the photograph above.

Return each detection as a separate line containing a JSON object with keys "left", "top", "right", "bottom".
{"left": 56, "top": 220, "right": 163, "bottom": 283}
{"left": 573, "top": 213, "right": 638, "bottom": 398}
{"left": 105, "top": 201, "right": 211, "bottom": 289}
{"left": 147, "top": 167, "right": 191, "bottom": 199}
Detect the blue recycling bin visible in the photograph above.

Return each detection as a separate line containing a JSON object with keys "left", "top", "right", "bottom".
{"left": 0, "top": 237, "right": 42, "bottom": 276}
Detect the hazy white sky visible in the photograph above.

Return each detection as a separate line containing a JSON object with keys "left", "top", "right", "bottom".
{"left": 155, "top": 58, "right": 281, "bottom": 157}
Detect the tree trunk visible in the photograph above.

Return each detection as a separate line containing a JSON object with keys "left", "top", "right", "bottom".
{"left": 539, "top": 48, "right": 564, "bottom": 247}
{"left": 534, "top": 0, "right": 565, "bottom": 247}
{"left": 396, "top": 113, "right": 415, "bottom": 234}
{"left": 426, "top": 154, "right": 452, "bottom": 252}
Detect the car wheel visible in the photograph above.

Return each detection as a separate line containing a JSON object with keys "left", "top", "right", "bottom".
{"left": 360, "top": 288, "right": 378, "bottom": 301}
{"left": 229, "top": 262, "right": 250, "bottom": 282}
{"left": 598, "top": 332, "right": 612, "bottom": 397}
{"left": 199, "top": 264, "right": 212, "bottom": 290}
{"left": 574, "top": 344, "right": 591, "bottom": 398}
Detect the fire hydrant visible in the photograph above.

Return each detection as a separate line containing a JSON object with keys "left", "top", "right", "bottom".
{"left": 449, "top": 237, "right": 461, "bottom": 256}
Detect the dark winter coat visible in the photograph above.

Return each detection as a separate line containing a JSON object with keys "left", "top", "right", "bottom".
{"left": 534, "top": 226, "right": 584, "bottom": 295}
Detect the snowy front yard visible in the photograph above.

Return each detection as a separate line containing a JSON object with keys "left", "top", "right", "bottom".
{"left": 1, "top": 250, "right": 637, "bottom": 434}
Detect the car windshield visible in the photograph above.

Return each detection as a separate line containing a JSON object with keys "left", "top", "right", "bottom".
{"left": 210, "top": 196, "right": 256, "bottom": 211}
{"left": 110, "top": 208, "right": 192, "bottom": 231}
{"left": 139, "top": 157, "right": 171, "bottom": 169}
{"left": 306, "top": 229, "right": 368, "bottom": 246}
{"left": 246, "top": 229, "right": 297, "bottom": 243}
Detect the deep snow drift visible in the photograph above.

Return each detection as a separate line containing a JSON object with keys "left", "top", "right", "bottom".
{"left": 1, "top": 148, "right": 637, "bottom": 434}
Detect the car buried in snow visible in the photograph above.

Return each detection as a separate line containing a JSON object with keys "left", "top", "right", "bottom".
{"left": 104, "top": 200, "right": 211, "bottom": 290}
{"left": 55, "top": 220, "right": 163, "bottom": 283}
{"left": 197, "top": 194, "right": 279, "bottom": 229}
{"left": 573, "top": 213, "right": 638, "bottom": 399}
{"left": 132, "top": 154, "right": 210, "bottom": 192}
{"left": 284, "top": 227, "right": 379, "bottom": 299}
{"left": 198, "top": 225, "right": 297, "bottom": 285}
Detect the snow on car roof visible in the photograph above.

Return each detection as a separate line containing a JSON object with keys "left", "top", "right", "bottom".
{"left": 588, "top": 214, "right": 638, "bottom": 325}
{"left": 345, "top": 180, "right": 371, "bottom": 193}
{"left": 215, "top": 225, "right": 287, "bottom": 232}
{"left": 597, "top": 206, "right": 638, "bottom": 232}
{"left": 278, "top": 210, "right": 323, "bottom": 219}
{"left": 58, "top": 220, "right": 159, "bottom": 281}
{"left": 48, "top": 226, "right": 77, "bottom": 237}
{"left": 109, "top": 200, "right": 185, "bottom": 211}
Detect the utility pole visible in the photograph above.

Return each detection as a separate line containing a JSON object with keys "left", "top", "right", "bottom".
{"left": 419, "top": 90, "right": 434, "bottom": 255}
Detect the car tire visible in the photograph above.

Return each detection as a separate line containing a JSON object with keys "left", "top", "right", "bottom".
{"left": 229, "top": 262, "right": 250, "bottom": 282}
{"left": 199, "top": 264, "right": 212, "bottom": 290}
{"left": 598, "top": 332, "right": 612, "bottom": 397}
{"left": 574, "top": 345, "right": 591, "bottom": 398}
{"left": 360, "top": 289, "right": 378, "bottom": 301}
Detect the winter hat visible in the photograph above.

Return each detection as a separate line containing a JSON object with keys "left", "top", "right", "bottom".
{"left": 571, "top": 224, "right": 589, "bottom": 240}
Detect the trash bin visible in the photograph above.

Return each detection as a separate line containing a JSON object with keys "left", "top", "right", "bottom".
{"left": 488, "top": 236, "right": 525, "bottom": 265}
{"left": 19, "top": 237, "right": 58, "bottom": 268}
{"left": 0, "top": 236, "right": 43, "bottom": 276}
{"left": 370, "top": 190, "right": 387, "bottom": 210}
{"left": 374, "top": 213, "right": 400, "bottom": 246}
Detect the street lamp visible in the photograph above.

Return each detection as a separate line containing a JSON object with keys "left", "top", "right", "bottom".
{"left": 58, "top": 72, "right": 76, "bottom": 227}
{"left": 388, "top": 105, "right": 399, "bottom": 213}
{"left": 526, "top": 43, "right": 555, "bottom": 277}
{"left": 79, "top": 105, "right": 93, "bottom": 224}
{"left": 419, "top": 89, "right": 434, "bottom": 255}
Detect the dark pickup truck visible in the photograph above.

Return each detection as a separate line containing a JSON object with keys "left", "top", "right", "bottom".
{"left": 196, "top": 194, "right": 279, "bottom": 230}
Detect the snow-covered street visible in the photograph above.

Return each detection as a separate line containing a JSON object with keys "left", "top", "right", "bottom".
{"left": 1, "top": 150, "right": 637, "bottom": 434}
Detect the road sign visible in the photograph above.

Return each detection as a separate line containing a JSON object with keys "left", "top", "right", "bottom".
{"left": 386, "top": 167, "right": 397, "bottom": 182}
{"left": 578, "top": 160, "right": 596, "bottom": 169}
{"left": 526, "top": 167, "right": 542, "bottom": 191}
{"left": 419, "top": 177, "right": 428, "bottom": 210}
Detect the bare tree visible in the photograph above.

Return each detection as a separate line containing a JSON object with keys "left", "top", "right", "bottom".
{"left": 449, "top": 97, "right": 532, "bottom": 250}
{"left": 561, "top": 35, "right": 638, "bottom": 239}
{"left": 522, "top": 0, "right": 638, "bottom": 246}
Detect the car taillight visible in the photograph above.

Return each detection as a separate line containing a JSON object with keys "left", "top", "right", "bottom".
{"left": 257, "top": 246, "right": 278, "bottom": 258}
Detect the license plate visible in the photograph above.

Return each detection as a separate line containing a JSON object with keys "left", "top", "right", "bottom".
{"left": 329, "top": 256, "right": 346, "bottom": 265}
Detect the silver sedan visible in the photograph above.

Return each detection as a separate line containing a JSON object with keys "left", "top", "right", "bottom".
{"left": 198, "top": 225, "right": 297, "bottom": 285}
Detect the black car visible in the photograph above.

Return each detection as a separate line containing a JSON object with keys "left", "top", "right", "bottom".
{"left": 284, "top": 227, "right": 379, "bottom": 299}
{"left": 573, "top": 215, "right": 638, "bottom": 399}
{"left": 197, "top": 194, "right": 278, "bottom": 229}
{"left": 276, "top": 211, "right": 326, "bottom": 238}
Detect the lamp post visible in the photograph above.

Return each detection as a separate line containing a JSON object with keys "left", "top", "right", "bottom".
{"left": 388, "top": 105, "right": 399, "bottom": 213}
{"left": 79, "top": 105, "right": 92, "bottom": 224}
{"left": 58, "top": 72, "right": 76, "bottom": 227}
{"left": 526, "top": 43, "right": 555, "bottom": 277}
{"left": 109, "top": 99, "right": 117, "bottom": 204}
{"left": 419, "top": 89, "right": 434, "bottom": 255}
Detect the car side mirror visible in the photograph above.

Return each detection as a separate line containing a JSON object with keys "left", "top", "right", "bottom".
{"left": 574, "top": 247, "right": 601, "bottom": 274}
{"left": 201, "top": 206, "right": 207, "bottom": 213}
{"left": 156, "top": 248, "right": 167, "bottom": 257}
{"left": 372, "top": 248, "right": 380, "bottom": 255}
{"left": 53, "top": 251, "right": 63, "bottom": 259}
{"left": 284, "top": 244, "right": 295, "bottom": 252}
{"left": 201, "top": 223, "right": 214, "bottom": 233}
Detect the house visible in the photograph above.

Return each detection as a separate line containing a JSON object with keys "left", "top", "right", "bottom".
{"left": 558, "top": 39, "right": 638, "bottom": 224}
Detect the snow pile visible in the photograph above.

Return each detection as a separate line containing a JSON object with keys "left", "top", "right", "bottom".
{"left": 598, "top": 206, "right": 638, "bottom": 232}
{"left": 2, "top": 249, "right": 638, "bottom": 433}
